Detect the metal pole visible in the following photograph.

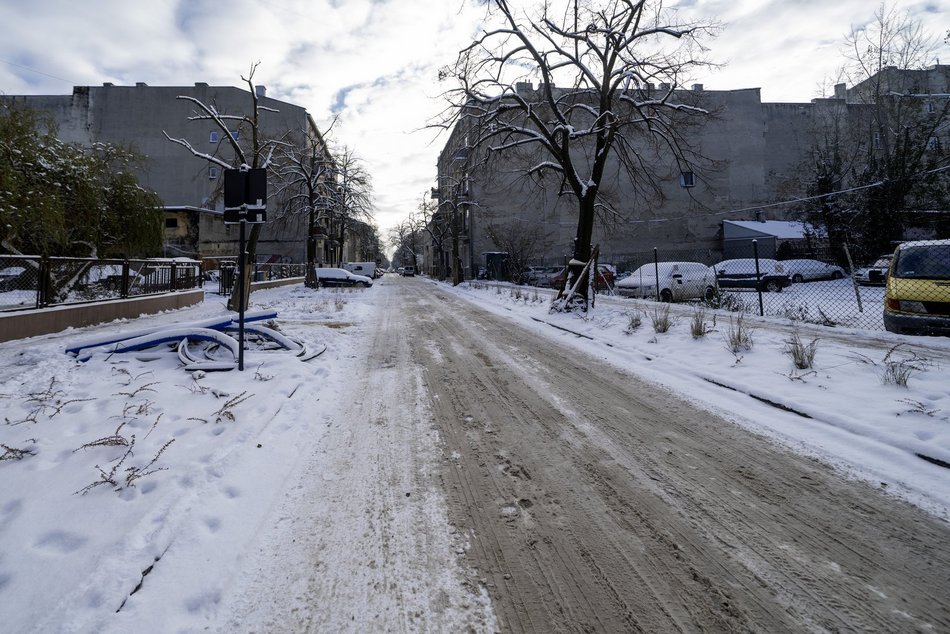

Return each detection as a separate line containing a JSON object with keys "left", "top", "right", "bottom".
{"left": 653, "top": 247, "right": 660, "bottom": 302}
{"left": 238, "top": 214, "right": 246, "bottom": 371}
{"left": 752, "top": 239, "right": 764, "bottom": 317}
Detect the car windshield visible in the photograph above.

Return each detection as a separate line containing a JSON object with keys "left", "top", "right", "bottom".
{"left": 717, "top": 259, "right": 777, "bottom": 274}
{"left": 631, "top": 263, "right": 680, "bottom": 278}
{"left": 893, "top": 245, "right": 950, "bottom": 279}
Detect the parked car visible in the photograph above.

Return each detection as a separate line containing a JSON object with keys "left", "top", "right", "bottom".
{"left": 780, "top": 259, "right": 846, "bottom": 283}
{"left": 854, "top": 255, "right": 892, "bottom": 286}
{"left": 0, "top": 266, "right": 29, "bottom": 292}
{"left": 314, "top": 267, "right": 373, "bottom": 288}
{"left": 526, "top": 266, "right": 561, "bottom": 286}
{"left": 616, "top": 261, "right": 717, "bottom": 302}
{"left": 549, "top": 264, "right": 615, "bottom": 291}
{"left": 883, "top": 240, "right": 950, "bottom": 336}
{"left": 713, "top": 258, "right": 792, "bottom": 292}
{"left": 401, "top": 266, "right": 415, "bottom": 277}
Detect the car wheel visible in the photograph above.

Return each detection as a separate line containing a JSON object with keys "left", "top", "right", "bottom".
{"left": 703, "top": 285, "right": 716, "bottom": 301}
{"left": 831, "top": 271, "right": 844, "bottom": 280}
{"left": 765, "top": 279, "right": 782, "bottom": 293}
{"left": 792, "top": 274, "right": 804, "bottom": 283}
{"left": 659, "top": 288, "right": 673, "bottom": 303}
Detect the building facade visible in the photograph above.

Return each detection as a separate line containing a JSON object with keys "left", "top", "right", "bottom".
{"left": 433, "top": 65, "right": 950, "bottom": 277}
{"left": 6, "top": 83, "right": 341, "bottom": 264}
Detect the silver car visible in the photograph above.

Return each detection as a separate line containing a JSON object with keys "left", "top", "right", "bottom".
{"left": 780, "top": 259, "right": 846, "bottom": 283}
{"left": 616, "top": 262, "right": 716, "bottom": 302}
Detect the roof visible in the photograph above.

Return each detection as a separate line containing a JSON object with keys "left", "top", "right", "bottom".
{"left": 723, "top": 220, "right": 823, "bottom": 240}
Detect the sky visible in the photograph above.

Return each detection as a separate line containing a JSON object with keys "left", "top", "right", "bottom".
{"left": 1, "top": 0, "right": 949, "bottom": 241}
{"left": 1, "top": 277, "right": 949, "bottom": 630}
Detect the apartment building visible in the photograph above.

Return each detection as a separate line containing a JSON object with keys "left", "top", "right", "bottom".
{"left": 6, "top": 82, "right": 335, "bottom": 264}
{"left": 434, "top": 65, "right": 950, "bottom": 277}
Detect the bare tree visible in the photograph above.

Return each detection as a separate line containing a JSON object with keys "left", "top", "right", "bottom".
{"left": 326, "top": 147, "right": 374, "bottom": 264}
{"left": 417, "top": 193, "right": 452, "bottom": 279}
{"left": 389, "top": 215, "right": 425, "bottom": 271}
{"left": 164, "top": 62, "right": 284, "bottom": 310}
{"left": 485, "top": 218, "right": 548, "bottom": 284}
{"left": 837, "top": 2, "right": 950, "bottom": 258}
{"left": 438, "top": 0, "right": 717, "bottom": 310}
{"left": 273, "top": 119, "right": 337, "bottom": 287}
{"left": 434, "top": 173, "right": 475, "bottom": 285}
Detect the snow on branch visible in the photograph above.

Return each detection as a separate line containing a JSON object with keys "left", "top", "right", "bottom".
{"left": 162, "top": 132, "right": 232, "bottom": 169}
{"left": 174, "top": 95, "right": 247, "bottom": 165}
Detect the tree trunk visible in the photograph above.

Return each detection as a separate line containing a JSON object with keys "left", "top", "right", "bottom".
{"left": 452, "top": 225, "right": 462, "bottom": 285}
{"left": 559, "top": 195, "right": 597, "bottom": 309}
{"left": 227, "top": 223, "right": 261, "bottom": 311}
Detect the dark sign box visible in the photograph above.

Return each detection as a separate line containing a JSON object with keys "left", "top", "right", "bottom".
{"left": 223, "top": 168, "right": 268, "bottom": 209}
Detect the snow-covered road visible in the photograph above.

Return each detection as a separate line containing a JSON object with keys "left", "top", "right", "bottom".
{"left": 401, "top": 278, "right": 950, "bottom": 632}
{"left": 2, "top": 276, "right": 950, "bottom": 632}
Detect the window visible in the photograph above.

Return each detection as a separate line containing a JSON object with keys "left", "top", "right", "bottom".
{"left": 873, "top": 132, "right": 881, "bottom": 149}
{"left": 928, "top": 101, "right": 936, "bottom": 114}
{"left": 230, "top": 130, "right": 239, "bottom": 141}
{"left": 209, "top": 166, "right": 218, "bottom": 180}
{"left": 927, "top": 136, "right": 941, "bottom": 151}
{"left": 210, "top": 130, "right": 218, "bottom": 143}
{"left": 679, "top": 171, "right": 695, "bottom": 188}
{"left": 165, "top": 218, "right": 178, "bottom": 229}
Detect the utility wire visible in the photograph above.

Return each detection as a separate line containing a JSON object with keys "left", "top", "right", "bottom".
{"left": 626, "top": 162, "right": 950, "bottom": 224}
{"left": 0, "top": 59, "right": 76, "bottom": 86}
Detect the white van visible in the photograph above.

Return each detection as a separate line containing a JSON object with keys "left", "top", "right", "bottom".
{"left": 342, "top": 262, "right": 378, "bottom": 279}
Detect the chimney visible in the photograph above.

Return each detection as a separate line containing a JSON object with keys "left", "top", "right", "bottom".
{"left": 834, "top": 83, "right": 847, "bottom": 100}
{"left": 102, "top": 82, "right": 113, "bottom": 87}
{"left": 136, "top": 82, "right": 147, "bottom": 87}
{"left": 692, "top": 83, "right": 703, "bottom": 91}
{"left": 255, "top": 85, "right": 266, "bottom": 98}
{"left": 194, "top": 82, "right": 208, "bottom": 88}
{"left": 659, "top": 83, "right": 671, "bottom": 91}
{"left": 515, "top": 81, "right": 533, "bottom": 94}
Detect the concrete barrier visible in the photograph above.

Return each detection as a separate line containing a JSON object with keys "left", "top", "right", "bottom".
{"left": 0, "top": 277, "right": 305, "bottom": 343}
{"left": 0, "top": 290, "right": 205, "bottom": 343}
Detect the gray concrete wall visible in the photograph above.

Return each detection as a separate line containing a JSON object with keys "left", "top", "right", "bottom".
{"left": 0, "top": 290, "right": 204, "bottom": 343}
{"left": 438, "top": 86, "right": 796, "bottom": 272}
{"left": 0, "top": 277, "right": 302, "bottom": 343}
{"left": 8, "top": 84, "right": 314, "bottom": 263}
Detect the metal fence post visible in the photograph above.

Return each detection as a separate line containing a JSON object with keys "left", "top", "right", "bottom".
{"left": 121, "top": 260, "right": 130, "bottom": 298}
{"left": 653, "top": 247, "right": 660, "bottom": 302}
{"left": 37, "top": 255, "right": 49, "bottom": 308}
{"left": 752, "top": 240, "right": 764, "bottom": 316}
{"left": 843, "top": 244, "right": 864, "bottom": 313}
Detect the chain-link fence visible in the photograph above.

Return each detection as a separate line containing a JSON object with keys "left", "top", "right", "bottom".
{"left": 521, "top": 242, "right": 946, "bottom": 332}
{"left": 203, "top": 258, "right": 307, "bottom": 296}
{"left": 0, "top": 256, "right": 202, "bottom": 313}
{"left": 597, "top": 244, "right": 907, "bottom": 331}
